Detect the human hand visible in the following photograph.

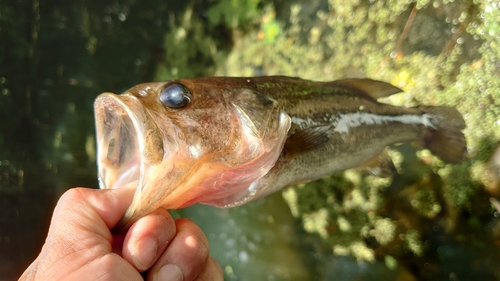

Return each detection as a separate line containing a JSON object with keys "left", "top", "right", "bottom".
{"left": 19, "top": 187, "right": 223, "bottom": 281}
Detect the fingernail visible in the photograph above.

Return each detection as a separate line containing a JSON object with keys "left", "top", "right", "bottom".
{"left": 131, "top": 237, "right": 158, "bottom": 270}
{"left": 154, "top": 264, "right": 183, "bottom": 281}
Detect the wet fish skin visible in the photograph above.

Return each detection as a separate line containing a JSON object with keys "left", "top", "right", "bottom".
{"left": 234, "top": 77, "right": 466, "bottom": 202}
{"left": 94, "top": 76, "right": 466, "bottom": 230}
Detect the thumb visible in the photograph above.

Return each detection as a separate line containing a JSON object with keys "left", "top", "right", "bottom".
{"left": 52, "top": 187, "right": 135, "bottom": 230}
{"left": 48, "top": 186, "right": 136, "bottom": 248}
{"left": 20, "top": 187, "right": 136, "bottom": 281}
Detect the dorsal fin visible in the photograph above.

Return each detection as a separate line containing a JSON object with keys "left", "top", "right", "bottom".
{"left": 332, "top": 78, "right": 402, "bottom": 100}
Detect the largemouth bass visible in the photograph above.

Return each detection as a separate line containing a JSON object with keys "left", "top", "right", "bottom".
{"left": 94, "top": 76, "right": 466, "bottom": 230}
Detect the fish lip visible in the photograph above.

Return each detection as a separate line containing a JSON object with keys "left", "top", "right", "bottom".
{"left": 94, "top": 92, "right": 157, "bottom": 192}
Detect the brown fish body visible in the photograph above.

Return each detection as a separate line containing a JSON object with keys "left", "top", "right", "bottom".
{"left": 94, "top": 76, "right": 466, "bottom": 230}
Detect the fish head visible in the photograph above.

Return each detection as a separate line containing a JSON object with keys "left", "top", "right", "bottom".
{"left": 94, "top": 78, "right": 291, "bottom": 230}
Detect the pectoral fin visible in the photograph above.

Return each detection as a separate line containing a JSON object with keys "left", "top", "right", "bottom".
{"left": 284, "top": 125, "right": 333, "bottom": 156}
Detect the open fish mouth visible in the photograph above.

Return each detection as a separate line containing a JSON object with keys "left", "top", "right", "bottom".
{"left": 94, "top": 93, "right": 154, "bottom": 191}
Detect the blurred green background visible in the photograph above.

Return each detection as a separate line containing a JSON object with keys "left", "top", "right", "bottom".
{"left": 1, "top": 0, "right": 500, "bottom": 280}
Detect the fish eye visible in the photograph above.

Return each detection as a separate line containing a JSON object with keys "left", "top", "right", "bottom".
{"left": 159, "top": 83, "right": 191, "bottom": 109}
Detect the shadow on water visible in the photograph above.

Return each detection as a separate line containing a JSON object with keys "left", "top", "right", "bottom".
{"left": 2, "top": 0, "right": 500, "bottom": 280}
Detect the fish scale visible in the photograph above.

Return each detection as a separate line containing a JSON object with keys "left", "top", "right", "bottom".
{"left": 93, "top": 76, "right": 466, "bottom": 231}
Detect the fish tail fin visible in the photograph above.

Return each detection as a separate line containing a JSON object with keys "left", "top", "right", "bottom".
{"left": 420, "top": 106, "right": 467, "bottom": 164}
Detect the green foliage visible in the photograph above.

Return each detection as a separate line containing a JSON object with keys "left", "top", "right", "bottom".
{"left": 154, "top": 1, "right": 258, "bottom": 81}
{"left": 206, "top": 0, "right": 261, "bottom": 28}
{"left": 155, "top": 7, "right": 220, "bottom": 80}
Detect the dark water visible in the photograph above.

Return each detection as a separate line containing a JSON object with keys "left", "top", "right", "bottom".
{"left": 0, "top": 0, "right": 187, "bottom": 278}
{"left": 1, "top": 0, "right": 500, "bottom": 280}
{"left": 0, "top": 0, "right": 279, "bottom": 279}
